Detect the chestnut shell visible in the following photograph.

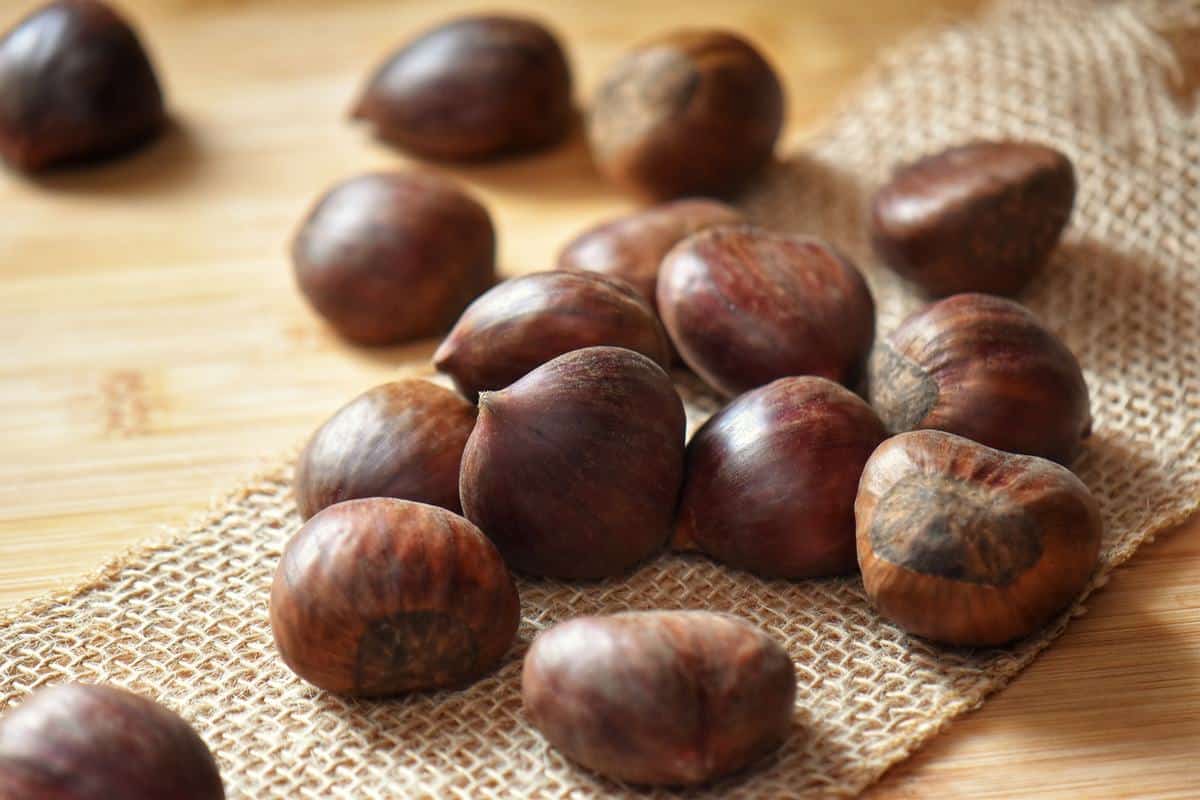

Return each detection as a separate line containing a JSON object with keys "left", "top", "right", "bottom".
{"left": 0, "top": 683, "right": 224, "bottom": 800}
{"left": 866, "top": 292, "right": 1091, "bottom": 465}
{"left": 522, "top": 610, "right": 795, "bottom": 786}
{"left": 459, "top": 346, "right": 686, "bottom": 579}
{"left": 675, "top": 376, "right": 887, "bottom": 578}
{"left": 856, "top": 430, "right": 1102, "bottom": 646}
{"left": 270, "top": 498, "right": 519, "bottom": 695}
{"left": 294, "top": 379, "right": 477, "bottom": 519}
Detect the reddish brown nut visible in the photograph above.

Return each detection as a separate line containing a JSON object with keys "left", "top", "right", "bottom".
{"left": 460, "top": 346, "right": 685, "bottom": 579}
{"left": 0, "top": 683, "right": 223, "bottom": 799}
{"left": 270, "top": 498, "right": 519, "bottom": 695}
{"left": 294, "top": 379, "right": 477, "bottom": 520}
{"left": 675, "top": 376, "right": 887, "bottom": 578}
{"left": 866, "top": 292, "right": 1091, "bottom": 465}
{"left": 352, "top": 15, "right": 572, "bottom": 161}
{"left": 658, "top": 225, "right": 875, "bottom": 397}
{"left": 0, "top": 0, "right": 166, "bottom": 171}
{"left": 588, "top": 30, "right": 784, "bottom": 201}
{"left": 433, "top": 270, "right": 672, "bottom": 398}
{"left": 856, "top": 430, "right": 1102, "bottom": 646}
{"left": 871, "top": 141, "right": 1076, "bottom": 297}
{"left": 522, "top": 610, "right": 795, "bottom": 786}
{"left": 291, "top": 172, "right": 495, "bottom": 346}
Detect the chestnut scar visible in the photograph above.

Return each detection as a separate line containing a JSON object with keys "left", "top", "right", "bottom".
{"left": 867, "top": 341, "right": 937, "bottom": 432}
{"left": 354, "top": 610, "right": 477, "bottom": 694}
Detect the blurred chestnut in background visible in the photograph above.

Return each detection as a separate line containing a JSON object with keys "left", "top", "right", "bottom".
{"left": 0, "top": 0, "right": 166, "bottom": 171}
{"left": 588, "top": 30, "right": 784, "bottom": 200}
{"left": 353, "top": 15, "right": 572, "bottom": 161}
{"left": 434, "top": 270, "right": 671, "bottom": 398}
{"left": 294, "top": 379, "right": 476, "bottom": 519}
{"left": 871, "top": 141, "right": 1076, "bottom": 297}
{"left": 460, "top": 346, "right": 685, "bottom": 579}
{"left": 291, "top": 172, "right": 495, "bottom": 346}
{"left": 658, "top": 226, "right": 875, "bottom": 397}
{"left": 0, "top": 683, "right": 223, "bottom": 799}
{"left": 522, "top": 610, "right": 794, "bottom": 786}
{"left": 675, "top": 376, "right": 887, "bottom": 578}
{"left": 856, "top": 430, "right": 1102, "bottom": 646}
{"left": 866, "top": 292, "right": 1091, "bottom": 465}
{"left": 270, "top": 498, "right": 519, "bottom": 695}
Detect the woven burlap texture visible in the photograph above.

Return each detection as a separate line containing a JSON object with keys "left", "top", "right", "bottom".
{"left": 3, "top": 0, "right": 1199, "bottom": 796}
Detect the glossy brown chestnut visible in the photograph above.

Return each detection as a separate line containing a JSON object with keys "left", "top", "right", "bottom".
{"left": 856, "top": 430, "right": 1102, "bottom": 646}
{"left": 291, "top": 172, "right": 495, "bottom": 346}
{"left": 588, "top": 30, "right": 784, "bottom": 200}
{"left": 522, "top": 610, "right": 795, "bottom": 786}
{"left": 0, "top": 683, "right": 224, "bottom": 800}
{"left": 270, "top": 497, "right": 519, "bottom": 695}
{"left": 0, "top": 0, "right": 166, "bottom": 171}
{"left": 658, "top": 225, "right": 875, "bottom": 397}
{"left": 866, "top": 292, "right": 1091, "bottom": 465}
{"left": 433, "top": 270, "right": 672, "bottom": 398}
{"left": 460, "top": 346, "right": 685, "bottom": 579}
{"left": 294, "top": 379, "right": 477, "bottom": 520}
{"left": 555, "top": 199, "right": 745, "bottom": 310}
{"left": 871, "top": 141, "right": 1076, "bottom": 297}
{"left": 352, "top": 15, "right": 572, "bottom": 161}
{"left": 675, "top": 376, "right": 887, "bottom": 578}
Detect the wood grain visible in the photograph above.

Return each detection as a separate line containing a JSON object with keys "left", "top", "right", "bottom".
{"left": 0, "top": 1, "right": 1195, "bottom": 797}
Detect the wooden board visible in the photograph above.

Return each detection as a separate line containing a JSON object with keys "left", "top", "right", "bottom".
{"left": 0, "top": 1, "right": 1196, "bottom": 797}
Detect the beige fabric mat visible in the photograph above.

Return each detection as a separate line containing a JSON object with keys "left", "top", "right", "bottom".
{"left": 3, "top": 0, "right": 1199, "bottom": 796}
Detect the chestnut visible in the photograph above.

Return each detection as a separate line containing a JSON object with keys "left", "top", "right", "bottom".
{"left": 675, "top": 376, "right": 887, "bottom": 578}
{"left": 460, "top": 346, "right": 685, "bottom": 579}
{"left": 0, "top": 683, "right": 223, "bottom": 799}
{"left": 0, "top": 0, "right": 166, "bottom": 171}
{"left": 866, "top": 292, "right": 1091, "bottom": 465}
{"left": 294, "top": 379, "right": 476, "bottom": 520}
{"left": 587, "top": 30, "right": 784, "bottom": 200}
{"left": 352, "top": 15, "right": 572, "bottom": 161}
{"left": 433, "top": 270, "right": 672, "bottom": 398}
{"left": 522, "top": 610, "right": 795, "bottom": 786}
{"left": 270, "top": 497, "right": 519, "bottom": 695}
{"left": 856, "top": 430, "right": 1102, "bottom": 646}
{"left": 657, "top": 225, "right": 875, "bottom": 397}
{"left": 291, "top": 171, "right": 495, "bottom": 346}
{"left": 871, "top": 141, "right": 1076, "bottom": 297}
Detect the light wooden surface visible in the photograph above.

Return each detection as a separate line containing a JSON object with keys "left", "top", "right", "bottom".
{"left": 0, "top": 1, "right": 1196, "bottom": 797}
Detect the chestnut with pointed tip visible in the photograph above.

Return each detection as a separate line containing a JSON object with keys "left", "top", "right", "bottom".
{"left": 459, "top": 346, "right": 686, "bottom": 579}
{"left": 856, "top": 430, "right": 1102, "bottom": 646}
{"left": 522, "top": 610, "right": 795, "bottom": 786}
{"left": 0, "top": 683, "right": 224, "bottom": 799}
{"left": 0, "top": 0, "right": 166, "bottom": 171}
{"left": 270, "top": 498, "right": 519, "bottom": 695}
{"left": 675, "top": 376, "right": 887, "bottom": 578}
{"left": 433, "top": 270, "right": 672, "bottom": 398}
{"left": 866, "top": 292, "right": 1091, "bottom": 465}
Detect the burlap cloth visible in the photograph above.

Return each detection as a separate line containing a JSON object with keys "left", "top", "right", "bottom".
{"left": 3, "top": 0, "right": 1199, "bottom": 796}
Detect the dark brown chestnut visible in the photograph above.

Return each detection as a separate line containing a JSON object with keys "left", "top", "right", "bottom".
{"left": 433, "top": 270, "right": 672, "bottom": 398}
{"left": 0, "top": 683, "right": 224, "bottom": 799}
{"left": 270, "top": 497, "right": 519, "bottom": 695}
{"left": 675, "top": 376, "right": 887, "bottom": 578}
{"left": 866, "top": 292, "right": 1091, "bottom": 465}
{"left": 352, "top": 15, "right": 572, "bottom": 161}
{"left": 587, "top": 30, "right": 784, "bottom": 201}
{"left": 522, "top": 610, "right": 795, "bottom": 786}
{"left": 291, "top": 171, "right": 496, "bottom": 346}
{"left": 856, "top": 430, "right": 1102, "bottom": 646}
{"left": 871, "top": 141, "right": 1076, "bottom": 296}
{"left": 294, "top": 379, "right": 477, "bottom": 520}
{"left": 657, "top": 225, "right": 875, "bottom": 397}
{"left": 555, "top": 198, "right": 745, "bottom": 310}
{"left": 0, "top": 0, "right": 166, "bottom": 171}
{"left": 460, "top": 346, "right": 685, "bottom": 579}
